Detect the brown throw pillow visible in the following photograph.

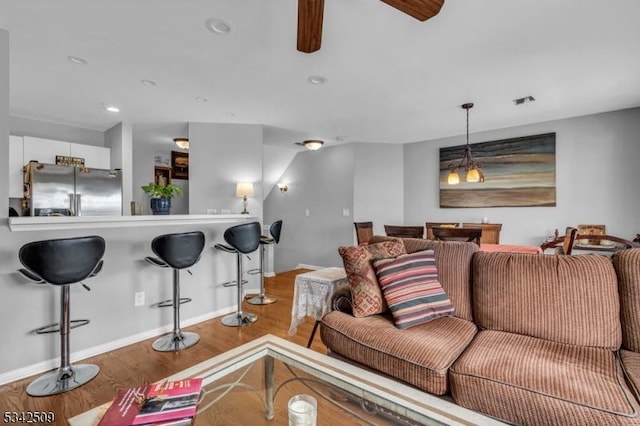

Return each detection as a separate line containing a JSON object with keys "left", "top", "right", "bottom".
{"left": 338, "top": 240, "right": 406, "bottom": 317}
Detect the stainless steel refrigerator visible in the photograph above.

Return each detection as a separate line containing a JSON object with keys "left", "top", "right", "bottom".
{"left": 23, "top": 161, "right": 122, "bottom": 216}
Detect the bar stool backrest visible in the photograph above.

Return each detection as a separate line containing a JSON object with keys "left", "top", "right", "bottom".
{"left": 224, "top": 222, "right": 261, "bottom": 254}
{"left": 151, "top": 231, "right": 205, "bottom": 269}
{"left": 19, "top": 236, "right": 105, "bottom": 286}
{"left": 270, "top": 220, "right": 283, "bottom": 243}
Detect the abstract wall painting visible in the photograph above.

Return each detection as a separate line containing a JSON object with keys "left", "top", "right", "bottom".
{"left": 439, "top": 133, "right": 556, "bottom": 208}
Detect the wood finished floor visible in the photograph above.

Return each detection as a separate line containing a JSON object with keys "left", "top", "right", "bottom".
{"left": 0, "top": 269, "right": 327, "bottom": 425}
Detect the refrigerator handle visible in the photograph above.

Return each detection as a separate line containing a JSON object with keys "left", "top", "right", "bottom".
{"left": 76, "top": 193, "right": 82, "bottom": 216}
{"left": 69, "top": 193, "right": 75, "bottom": 216}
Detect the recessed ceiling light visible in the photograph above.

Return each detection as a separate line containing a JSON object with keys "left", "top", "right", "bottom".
{"left": 307, "top": 75, "right": 327, "bottom": 85}
{"left": 67, "top": 55, "right": 87, "bottom": 65}
{"left": 141, "top": 79, "right": 157, "bottom": 86}
{"left": 196, "top": 97, "right": 208, "bottom": 103}
{"left": 103, "top": 104, "right": 120, "bottom": 113}
{"left": 205, "top": 17, "right": 234, "bottom": 35}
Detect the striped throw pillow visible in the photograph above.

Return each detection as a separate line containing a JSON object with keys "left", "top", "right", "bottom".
{"left": 372, "top": 250, "right": 455, "bottom": 329}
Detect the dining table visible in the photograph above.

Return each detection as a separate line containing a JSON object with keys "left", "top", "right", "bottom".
{"left": 480, "top": 243, "right": 543, "bottom": 254}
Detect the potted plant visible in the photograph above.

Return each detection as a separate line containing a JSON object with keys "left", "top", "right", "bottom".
{"left": 141, "top": 182, "right": 183, "bottom": 215}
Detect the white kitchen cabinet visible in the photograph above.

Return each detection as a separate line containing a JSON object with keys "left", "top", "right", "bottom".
{"left": 21, "top": 136, "right": 111, "bottom": 169}
{"left": 70, "top": 144, "right": 111, "bottom": 169}
{"left": 22, "top": 136, "right": 71, "bottom": 164}
{"left": 9, "top": 135, "right": 24, "bottom": 198}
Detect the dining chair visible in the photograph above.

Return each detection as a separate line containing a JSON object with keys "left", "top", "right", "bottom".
{"left": 563, "top": 227, "right": 578, "bottom": 255}
{"left": 425, "top": 222, "right": 458, "bottom": 240}
{"left": 353, "top": 222, "right": 374, "bottom": 245}
{"left": 540, "top": 227, "right": 578, "bottom": 254}
{"left": 432, "top": 227, "right": 482, "bottom": 246}
{"left": 384, "top": 225, "right": 424, "bottom": 239}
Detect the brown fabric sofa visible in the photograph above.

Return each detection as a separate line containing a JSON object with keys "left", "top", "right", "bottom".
{"left": 320, "top": 238, "right": 640, "bottom": 425}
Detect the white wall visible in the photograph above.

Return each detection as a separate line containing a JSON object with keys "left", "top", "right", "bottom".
{"left": 404, "top": 107, "right": 640, "bottom": 245}
{"left": 0, "top": 29, "right": 8, "bottom": 218}
{"left": 188, "top": 123, "right": 263, "bottom": 218}
{"left": 105, "top": 122, "right": 132, "bottom": 215}
{"left": 353, "top": 143, "right": 405, "bottom": 239}
{"left": 262, "top": 144, "right": 298, "bottom": 200}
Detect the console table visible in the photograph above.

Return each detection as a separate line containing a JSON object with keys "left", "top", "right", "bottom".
{"left": 288, "top": 267, "right": 348, "bottom": 347}
{"left": 426, "top": 222, "right": 502, "bottom": 244}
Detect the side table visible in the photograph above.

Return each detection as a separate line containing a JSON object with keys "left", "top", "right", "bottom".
{"left": 288, "top": 267, "right": 349, "bottom": 347}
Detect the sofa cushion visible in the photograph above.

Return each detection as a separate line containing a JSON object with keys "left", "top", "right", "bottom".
{"left": 338, "top": 240, "right": 406, "bottom": 317}
{"left": 473, "top": 252, "right": 621, "bottom": 349}
{"left": 372, "top": 250, "right": 455, "bottom": 329}
{"left": 613, "top": 249, "right": 640, "bottom": 352}
{"left": 621, "top": 350, "right": 640, "bottom": 401}
{"left": 450, "top": 330, "right": 640, "bottom": 425}
{"left": 367, "top": 237, "right": 476, "bottom": 322}
{"left": 320, "top": 311, "right": 477, "bottom": 395}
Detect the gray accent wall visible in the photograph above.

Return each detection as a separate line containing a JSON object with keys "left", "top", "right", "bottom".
{"left": 353, "top": 142, "right": 404, "bottom": 237}
{"left": 264, "top": 144, "right": 356, "bottom": 271}
{"left": 404, "top": 107, "right": 640, "bottom": 245}
{"left": 264, "top": 142, "right": 404, "bottom": 270}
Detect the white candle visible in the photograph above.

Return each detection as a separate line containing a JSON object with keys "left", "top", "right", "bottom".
{"left": 288, "top": 395, "right": 317, "bottom": 426}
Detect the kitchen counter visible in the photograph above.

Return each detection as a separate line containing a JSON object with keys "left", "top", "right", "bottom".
{"left": 0, "top": 213, "right": 264, "bottom": 385}
{"left": 7, "top": 214, "right": 256, "bottom": 232}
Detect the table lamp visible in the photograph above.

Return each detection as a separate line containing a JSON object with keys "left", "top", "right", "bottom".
{"left": 236, "top": 182, "right": 254, "bottom": 214}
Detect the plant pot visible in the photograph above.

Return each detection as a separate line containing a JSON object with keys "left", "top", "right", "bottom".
{"left": 150, "top": 198, "right": 171, "bottom": 215}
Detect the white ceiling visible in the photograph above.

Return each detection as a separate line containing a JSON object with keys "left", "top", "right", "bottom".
{"left": 1, "top": 0, "right": 639, "bottom": 149}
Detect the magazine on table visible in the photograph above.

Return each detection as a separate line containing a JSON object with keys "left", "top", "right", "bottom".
{"left": 98, "top": 378, "right": 203, "bottom": 426}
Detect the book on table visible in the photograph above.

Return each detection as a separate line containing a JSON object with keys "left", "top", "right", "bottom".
{"left": 98, "top": 378, "right": 203, "bottom": 426}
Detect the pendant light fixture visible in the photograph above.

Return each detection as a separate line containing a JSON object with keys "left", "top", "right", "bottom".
{"left": 447, "top": 103, "right": 484, "bottom": 185}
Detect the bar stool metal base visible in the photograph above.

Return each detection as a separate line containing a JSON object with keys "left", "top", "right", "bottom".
{"left": 26, "top": 364, "right": 99, "bottom": 397}
{"left": 221, "top": 312, "right": 257, "bottom": 327}
{"left": 246, "top": 294, "right": 277, "bottom": 305}
{"left": 152, "top": 331, "right": 200, "bottom": 352}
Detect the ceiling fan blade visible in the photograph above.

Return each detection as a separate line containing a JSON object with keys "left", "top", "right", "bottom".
{"left": 380, "top": 0, "right": 444, "bottom": 21}
{"left": 297, "top": 0, "right": 324, "bottom": 53}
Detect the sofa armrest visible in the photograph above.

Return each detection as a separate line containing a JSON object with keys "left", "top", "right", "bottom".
{"left": 330, "top": 286, "right": 353, "bottom": 315}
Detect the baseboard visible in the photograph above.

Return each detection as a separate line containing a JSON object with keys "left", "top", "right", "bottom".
{"left": 0, "top": 305, "right": 236, "bottom": 386}
{"left": 295, "top": 263, "right": 324, "bottom": 270}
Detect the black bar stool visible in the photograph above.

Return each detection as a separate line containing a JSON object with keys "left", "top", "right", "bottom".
{"left": 247, "top": 220, "right": 282, "bottom": 305}
{"left": 215, "top": 222, "right": 261, "bottom": 326}
{"left": 18, "top": 236, "right": 105, "bottom": 396}
{"left": 145, "top": 231, "right": 205, "bottom": 352}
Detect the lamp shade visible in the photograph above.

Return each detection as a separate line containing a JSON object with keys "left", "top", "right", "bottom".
{"left": 466, "top": 167, "right": 480, "bottom": 183}
{"left": 447, "top": 170, "right": 460, "bottom": 185}
{"left": 236, "top": 182, "right": 255, "bottom": 197}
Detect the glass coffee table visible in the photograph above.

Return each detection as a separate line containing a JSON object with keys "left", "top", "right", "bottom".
{"left": 70, "top": 335, "right": 502, "bottom": 425}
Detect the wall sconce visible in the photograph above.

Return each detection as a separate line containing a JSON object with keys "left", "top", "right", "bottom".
{"left": 236, "top": 182, "right": 255, "bottom": 214}
{"left": 277, "top": 183, "right": 288, "bottom": 193}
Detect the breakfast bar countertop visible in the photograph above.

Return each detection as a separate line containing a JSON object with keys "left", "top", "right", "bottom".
{"left": 6, "top": 214, "right": 257, "bottom": 232}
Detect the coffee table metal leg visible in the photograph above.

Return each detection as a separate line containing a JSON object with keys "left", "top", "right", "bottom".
{"left": 264, "top": 356, "right": 274, "bottom": 420}
{"left": 307, "top": 320, "right": 320, "bottom": 348}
